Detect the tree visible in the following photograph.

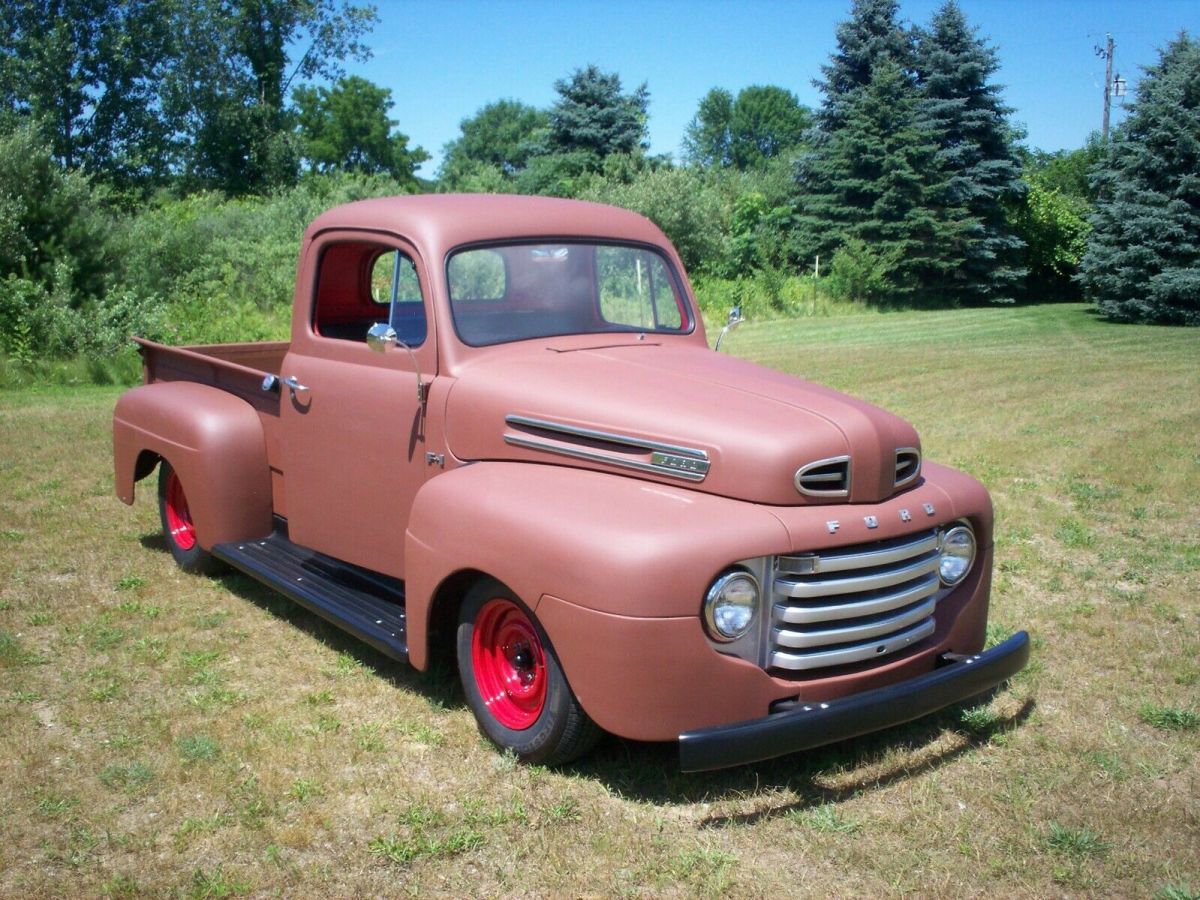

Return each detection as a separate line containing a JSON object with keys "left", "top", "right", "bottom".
{"left": 439, "top": 99, "right": 548, "bottom": 186}
{"left": 682, "top": 88, "right": 735, "bottom": 167}
{"left": 1007, "top": 179, "right": 1090, "bottom": 300}
{"left": 797, "top": 62, "right": 964, "bottom": 304}
{"left": 295, "top": 76, "right": 427, "bottom": 184}
{"left": 1021, "top": 140, "right": 1104, "bottom": 202}
{"left": 0, "top": 124, "right": 110, "bottom": 300}
{"left": 684, "top": 86, "right": 811, "bottom": 170}
{"left": 0, "top": 0, "right": 173, "bottom": 191}
{"left": 580, "top": 167, "right": 729, "bottom": 274}
{"left": 730, "top": 86, "right": 812, "bottom": 170}
{"left": 161, "top": 0, "right": 377, "bottom": 195}
{"left": 1079, "top": 33, "right": 1200, "bottom": 324}
{"left": 546, "top": 65, "right": 649, "bottom": 170}
{"left": 914, "top": 1, "right": 1025, "bottom": 303}
{"left": 815, "top": 0, "right": 913, "bottom": 131}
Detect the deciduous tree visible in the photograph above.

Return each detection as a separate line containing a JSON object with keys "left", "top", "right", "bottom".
{"left": 0, "top": 0, "right": 173, "bottom": 191}
{"left": 439, "top": 99, "right": 548, "bottom": 186}
{"left": 162, "top": 0, "right": 377, "bottom": 195}
{"left": 295, "top": 76, "right": 427, "bottom": 184}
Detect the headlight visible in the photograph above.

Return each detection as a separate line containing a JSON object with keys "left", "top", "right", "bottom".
{"left": 939, "top": 523, "right": 976, "bottom": 586}
{"left": 703, "top": 571, "right": 759, "bottom": 642}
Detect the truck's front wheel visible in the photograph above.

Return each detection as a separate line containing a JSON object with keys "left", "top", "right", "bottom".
{"left": 157, "top": 461, "right": 216, "bottom": 574}
{"left": 457, "top": 579, "right": 600, "bottom": 766}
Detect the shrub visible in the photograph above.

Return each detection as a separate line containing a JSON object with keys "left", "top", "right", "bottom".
{"left": 827, "top": 238, "right": 900, "bottom": 306}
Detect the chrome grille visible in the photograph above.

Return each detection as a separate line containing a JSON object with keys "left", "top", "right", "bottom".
{"left": 794, "top": 456, "right": 850, "bottom": 497}
{"left": 770, "top": 529, "right": 941, "bottom": 671}
{"left": 895, "top": 448, "right": 922, "bottom": 489}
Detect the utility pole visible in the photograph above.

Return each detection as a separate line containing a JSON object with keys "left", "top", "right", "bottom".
{"left": 1096, "top": 33, "right": 1115, "bottom": 140}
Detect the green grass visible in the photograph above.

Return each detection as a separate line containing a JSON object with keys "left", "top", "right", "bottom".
{"left": 0, "top": 304, "right": 1197, "bottom": 896}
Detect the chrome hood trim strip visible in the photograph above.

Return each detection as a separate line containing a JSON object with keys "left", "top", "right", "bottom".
{"left": 504, "top": 414, "right": 710, "bottom": 481}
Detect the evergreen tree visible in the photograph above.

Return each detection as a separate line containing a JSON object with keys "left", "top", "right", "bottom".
{"left": 798, "top": 62, "right": 966, "bottom": 304}
{"left": 547, "top": 65, "right": 649, "bottom": 170}
{"left": 915, "top": 1, "right": 1025, "bottom": 304}
{"left": 815, "top": 0, "right": 913, "bottom": 131}
{"left": 1079, "top": 34, "right": 1200, "bottom": 324}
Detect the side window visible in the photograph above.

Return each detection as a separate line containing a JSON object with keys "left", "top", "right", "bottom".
{"left": 370, "top": 250, "right": 427, "bottom": 346}
{"left": 313, "top": 243, "right": 426, "bottom": 346}
{"left": 596, "top": 247, "right": 684, "bottom": 331}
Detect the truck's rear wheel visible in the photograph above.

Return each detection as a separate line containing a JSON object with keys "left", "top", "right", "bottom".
{"left": 157, "top": 461, "right": 215, "bottom": 574}
{"left": 457, "top": 579, "right": 600, "bottom": 766}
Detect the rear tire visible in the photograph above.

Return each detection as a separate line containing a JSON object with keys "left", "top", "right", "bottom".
{"left": 157, "top": 461, "right": 216, "bottom": 574}
{"left": 457, "top": 578, "right": 600, "bottom": 766}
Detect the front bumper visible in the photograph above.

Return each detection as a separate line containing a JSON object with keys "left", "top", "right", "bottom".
{"left": 678, "top": 630, "right": 1030, "bottom": 772}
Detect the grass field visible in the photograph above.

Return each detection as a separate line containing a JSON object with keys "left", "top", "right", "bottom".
{"left": 1, "top": 304, "right": 1197, "bottom": 897}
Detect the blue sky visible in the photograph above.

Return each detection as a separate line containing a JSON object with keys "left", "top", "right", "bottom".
{"left": 352, "top": 0, "right": 1199, "bottom": 175}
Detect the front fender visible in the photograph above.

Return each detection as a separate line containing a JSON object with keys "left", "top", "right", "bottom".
{"left": 113, "top": 382, "right": 272, "bottom": 549}
{"left": 402, "top": 461, "right": 790, "bottom": 670}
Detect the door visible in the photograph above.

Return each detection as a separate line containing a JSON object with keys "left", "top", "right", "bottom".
{"left": 279, "top": 236, "right": 435, "bottom": 579}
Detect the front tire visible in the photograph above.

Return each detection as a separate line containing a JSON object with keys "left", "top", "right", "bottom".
{"left": 157, "top": 461, "right": 216, "bottom": 574}
{"left": 457, "top": 579, "right": 600, "bottom": 766}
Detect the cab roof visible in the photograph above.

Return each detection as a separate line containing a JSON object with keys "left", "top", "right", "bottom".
{"left": 304, "top": 193, "right": 672, "bottom": 258}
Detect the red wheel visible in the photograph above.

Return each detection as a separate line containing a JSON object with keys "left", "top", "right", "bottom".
{"left": 457, "top": 579, "right": 600, "bottom": 766}
{"left": 157, "top": 461, "right": 216, "bottom": 574}
{"left": 471, "top": 598, "right": 548, "bottom": 730}
{"left": 163, "top": 468, "right": 197, "bottom": 551}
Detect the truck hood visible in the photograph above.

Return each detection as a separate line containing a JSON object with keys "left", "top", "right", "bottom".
{"left": 444, "top": 341, "right": 921, "bottom": 505}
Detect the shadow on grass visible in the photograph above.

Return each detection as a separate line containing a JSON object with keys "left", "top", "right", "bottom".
{"left": 142, "top": 531, "right": 1035, "bottom": 810}
{"left": 139, "top": 533, "right": 463, "bottom": 710}
{"left": 565, "top": 696, "right": 1036, "bottom": 817}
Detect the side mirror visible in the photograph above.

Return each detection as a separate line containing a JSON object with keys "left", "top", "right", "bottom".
{"left": 366, "top": 322, "right": 428, "bottom": 406}
{"left": 714, "top": 306, "right": 745, "bottom": 352}
{"left": 366, "top": 322, "right": 398, "bottom": 353}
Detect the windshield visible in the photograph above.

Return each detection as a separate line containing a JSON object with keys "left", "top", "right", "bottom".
{"left": 447, "top": 242, "right": 694, "bottom": 346}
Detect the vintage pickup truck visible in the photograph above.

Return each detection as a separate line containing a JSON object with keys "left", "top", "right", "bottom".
{"left": 113, "top": 194, "right": 1028, "bottom": 771}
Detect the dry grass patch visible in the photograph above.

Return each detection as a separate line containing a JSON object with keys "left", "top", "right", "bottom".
{"left": 1, "top": 305, "right": 1197, "bottom": 896}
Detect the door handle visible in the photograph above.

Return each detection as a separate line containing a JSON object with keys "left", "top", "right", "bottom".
{"left": 282, "top": 375, "right": 310, "bottom": 398}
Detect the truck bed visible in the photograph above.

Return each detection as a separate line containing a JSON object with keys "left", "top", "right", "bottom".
{"left": 135, "top": 337, "right": 288, "bottom": 414}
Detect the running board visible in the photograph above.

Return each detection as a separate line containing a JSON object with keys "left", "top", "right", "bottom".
{"left": 213, "top": 530, "right": 408, "bottom": 662}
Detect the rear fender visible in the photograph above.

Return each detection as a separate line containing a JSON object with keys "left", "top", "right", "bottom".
{"left": 113, "top": 382, "right": 272, "bottom": 549}
{"left": 403, "top": 461, "right": 790, "bottom": 670}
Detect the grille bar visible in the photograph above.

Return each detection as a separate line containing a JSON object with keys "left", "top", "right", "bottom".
{"left": 773, "top": 598, "right": 936, "bottom": 649}
{"left": 771, "top": 618, "right": 936, "bottom": 671}
{"left": 779, "top": 531, "right": 939, "bottom": 575}
{"left": 774, "top": 573, "right": 939, "bottom": 624}
{"left": 776, "top": 551, "right": 938, "bottom": 598}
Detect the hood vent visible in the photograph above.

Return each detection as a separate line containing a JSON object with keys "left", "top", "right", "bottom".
{"left": 894, "top": 448, "right": 922, "bottom": 489}
{"left": 794, "top": 456, "right": 850, "bottom": 498}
